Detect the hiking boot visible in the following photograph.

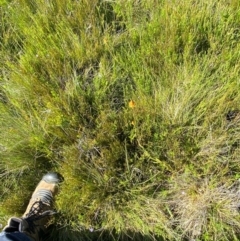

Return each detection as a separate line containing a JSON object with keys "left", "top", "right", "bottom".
{"left": 3, "top": 172, "right": 64, "bottom": 241}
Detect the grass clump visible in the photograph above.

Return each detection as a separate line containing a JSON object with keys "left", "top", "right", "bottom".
{"left": 1, "top": 0, "right": 240, "bottom": 240}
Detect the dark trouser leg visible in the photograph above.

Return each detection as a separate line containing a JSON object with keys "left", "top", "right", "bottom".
{"left": 0, "top": 232, "right": 32, "bottom": 241}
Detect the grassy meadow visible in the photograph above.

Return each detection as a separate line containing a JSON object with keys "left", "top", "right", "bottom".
{"left": 1, "top": 0, "right": 240, "bottom": 240}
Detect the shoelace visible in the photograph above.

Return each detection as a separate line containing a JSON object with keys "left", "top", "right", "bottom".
{"left": 24, "top": 200, "right": 57, "bottom": 234}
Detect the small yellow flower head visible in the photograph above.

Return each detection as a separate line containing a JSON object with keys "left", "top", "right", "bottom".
{"left": 128, "top": 100, "right": 135, "bottom": 108}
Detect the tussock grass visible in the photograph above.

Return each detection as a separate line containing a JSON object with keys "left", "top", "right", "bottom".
{"left": 1, "top": 0, "right": 240, "bottom": 240}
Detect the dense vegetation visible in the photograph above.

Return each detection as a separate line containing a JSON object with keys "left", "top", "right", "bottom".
{"left": 1, "top": 0, "right": 240, "bottom": 240}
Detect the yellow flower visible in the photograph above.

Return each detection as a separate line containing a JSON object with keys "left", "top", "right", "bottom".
{"left": 128, "top": 100, "right": 135, "bottom": 108}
